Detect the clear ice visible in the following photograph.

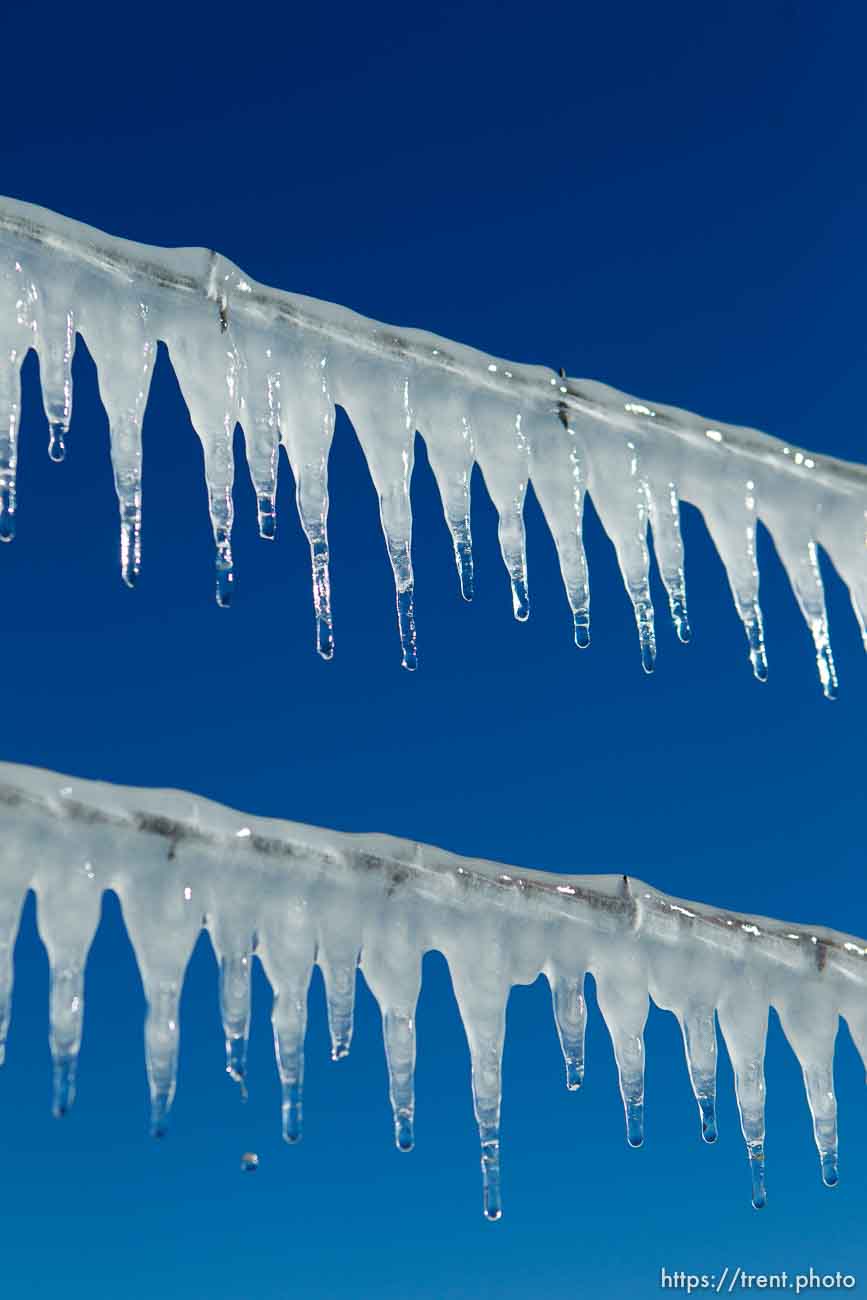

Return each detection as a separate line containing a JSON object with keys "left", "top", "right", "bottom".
{"left": 0, "top": 760, "right": 864, "bottom": 1219}
{"left": 1, "top": 197, "right": 865, "bottom": 691}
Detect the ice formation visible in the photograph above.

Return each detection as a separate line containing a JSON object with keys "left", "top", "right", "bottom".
{"left": 0, "top": 760, "right": 864, "bottom": 1219}
{"left": 1, "top": 197, "right": 865, "bottom": 691}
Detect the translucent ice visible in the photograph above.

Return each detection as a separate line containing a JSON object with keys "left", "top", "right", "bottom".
{"left": 1, "top": 198, "right": 865, "bottom": 691}
{"left": 0, "top": 760, "right": 864, "bottom": 1218}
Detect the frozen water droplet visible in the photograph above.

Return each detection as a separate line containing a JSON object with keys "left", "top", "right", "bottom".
{"left": 455, "top": 536, "right": 474, "bottom": 602}
{"left": 573, "top": 609, "right": 590, "bottom": 649}
{"left": 511, "top": 575, "right": 529, "bottom": 622}
{"left": 745, "top": 606, "right": 768, "bottom": 682}
{"left": 214, "top": 526, "right": 234, "bottom": 608}
{"left": 257, "top": 492, "right": 276, "bottom": 540}
{"left": 395, "top": 1110, "right": 414, "bottom": 1152}
{"left": 48, "top": 423, "right": 66, "bottom": 463}
{"left": 397, "top": 586, "right": 417, "bottom": 671}
{"left": 821, "top": 1151, "right": 838, "bottom": 1187}
{"left": 626, "top": 1098, "right": 644, "bottom": 1148}
{"left": 481, "top": 1138, "right": 502, "bottom": 1221}
{"left": 699, "top": 1095, "right": 718, "bottom": 1144}
{"left": 670, "top": 592, "right": 692, "bottom": 644}
{"left": 310, "top": 536, "right": 334, "bottom": 660}
{"left": 0, "top": 488, "right": 15, "bottom": 542}
{"left": 633, "top": 596, "right": 656, "bottom": 674}
{"left": 52, "top": 1054, "right": 77, "bottom": 1118}
{"left": 748, "top": 1141, "right": 767, "bottom": 1209}
{"left": 241, "top": 1151, "right": 259, "bottom": 1172}
{"left": 281, "top": 1077, "right": 303, "bottom": 1143}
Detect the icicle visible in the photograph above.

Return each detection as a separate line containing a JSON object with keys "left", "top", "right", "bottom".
{"left": 547, "top": 967, "right": 587, "bottom": 1090}
{"left": 218, "top": 949, "right": 253, "bottom": 1096}
{"left": 717, "top": 996, "right": 769, "bottom": 1209}
{"left": 413, "top": 378, "right": 476, "bottom": 602}
{"left": 273, "top": 346, "right": 336, "bottom": 658}
{"left": 238, "top": 332, "right": 281, "bottom": 542}
{"left": 88, "top": 324, "right": 156, "bottom": 588}
{"left": 259, "top": 920, "right": 314, "bottom": 1145}
{"left": 678, "top": 1005, "right": 718, "bottom": 1142}
{"left": 777, "top": 985, "right": 840, "bottom": 1188}
{"left": 142, "top": 973, "right": 184, "bottom": 1137}
{"left": 0, "top": 358, "right": 22, "bottom": 542}
{"left": 336, "top": 356, "right": 417, "bottom": 668}
{"left": 530, "top": 409, "right": 591, "bottom": 648}
{"left": 32, "top": 851, "right": 102, "bottom": 1118}
{"left": 165, "top": 326, "right": 241, "bottom": 608}
{"left": 772, "top": 534, "right": 837, "bottom": 698}
{"left": 647, "top": 479, "right": 692, "bottom": 644}
{"left": 318, "top": 941, "right": 359, "bottom": 1061}
{"left": 450, "top": 950, "right": 509, "bottom": 1221}
{"left": 596, "top": 968, "right": 648, "bottom": 1148}
{"left": 700, "top": 478, "right": 768, "bottom": 683}
{"left": 36, "top": 307, "right": 75, "bottom": 464}
{"left": 361, "top": 938, "right": 423, "bottom": 1151}
{"left": 0, "top": 903, "right": 21, "bottom": 1066}
{"left": 471, "top": 394, "right": 530, "bottom": 622}
{"left": 585, "top": 436, "right": 656, "bottom": 673}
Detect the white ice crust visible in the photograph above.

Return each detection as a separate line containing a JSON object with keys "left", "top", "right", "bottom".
{"left": 1, "top": 197, "right": 865, "bottom": 690}
{"left": 0, "top": 760, "right": 864, "bottom": 1218}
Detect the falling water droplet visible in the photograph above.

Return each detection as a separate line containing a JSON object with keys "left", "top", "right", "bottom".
{"left": 748, "top": 1141, "right": 767, "bottom": 1209}
{"left": 48, "top": 424, "right": 66, "bottom": 463}
{"left": 240, "top": 1151, "right": 259, "bottom": 1172}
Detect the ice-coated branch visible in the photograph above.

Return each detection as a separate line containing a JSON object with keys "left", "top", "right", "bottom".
{"left": 1, "top": 196, "right": 865, "bottom": 690}
{"left": 1, "top": 760, "right": 864, "bottom": 1218}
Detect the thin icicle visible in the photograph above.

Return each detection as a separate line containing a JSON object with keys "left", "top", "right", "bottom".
{"left": 530, "top": 409, "right": 591, "bottom": 649}
{"left": 259, "top": 922, "right": 314, "bottom": 1145}
{"left": 361, "top": 939, "right": 422, "bottom": 1151}
{"left": 143, "top": 975, "right": 183, "bottom": 1138}
{"left": 318, "top": 943, "right": 360, "bottom": 1062}
{"left": 700, "top": 477, "right": 768, "bottom": 683}
{"left": 37, "top": 307, "right": 75, "bottom": 463}
{"left": 0, "top": 358, "right": 22, "bottom": 542}
{"left": 648, "top": 480, "right": 692, "bottom": 644}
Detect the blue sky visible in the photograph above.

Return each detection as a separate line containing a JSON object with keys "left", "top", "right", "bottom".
{"left": 1, "top": 2, "right": 866, "bottom": 1296}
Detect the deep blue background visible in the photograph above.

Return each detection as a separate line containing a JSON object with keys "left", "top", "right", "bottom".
{"left": 1, "top": 3, "right": 866, "bottom": 1296}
